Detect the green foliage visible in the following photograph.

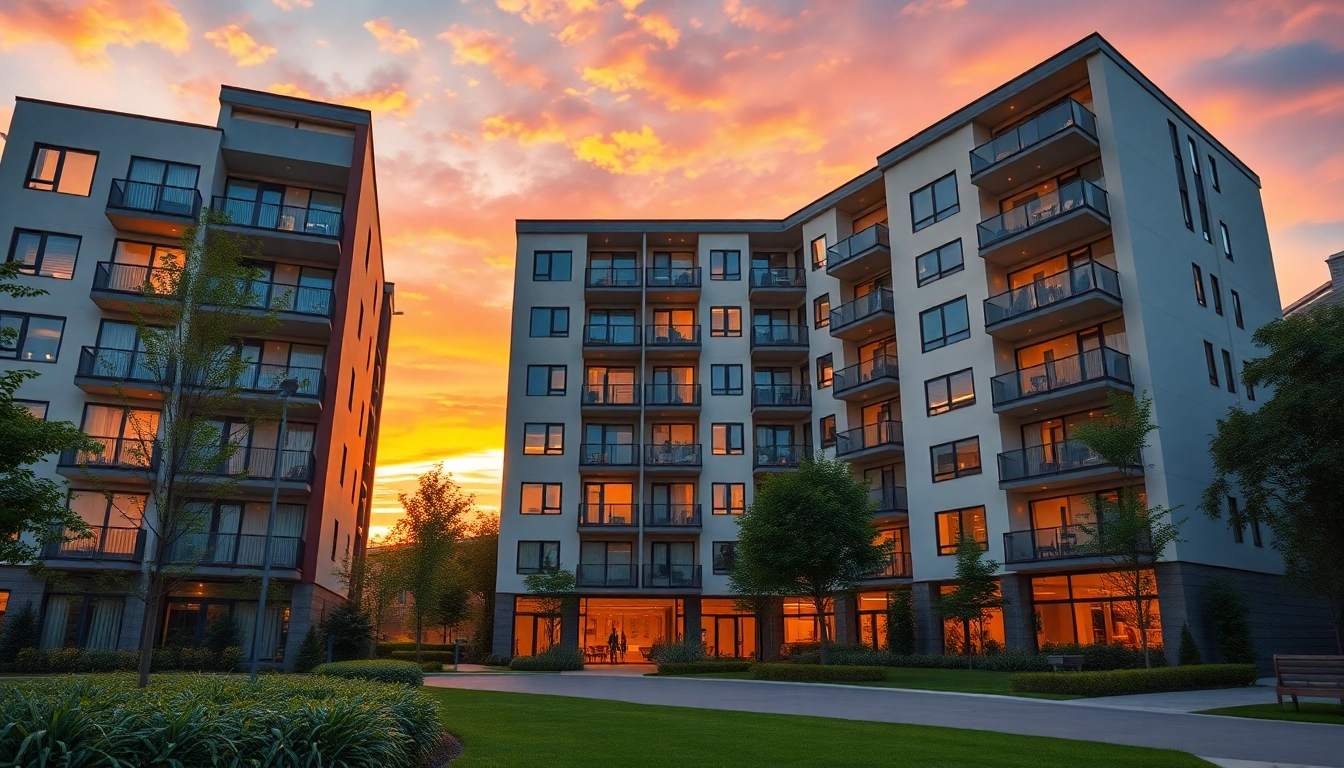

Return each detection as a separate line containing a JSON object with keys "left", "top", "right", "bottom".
{"left": 656, "top": 661, "right": 753, "bottom": 675}
{"left": 149, "top": 645, "right": 241, "bottom": 673}
{"left": 202, "top": 614, "right": 242, "bottom": 657}
{"left": 9, "top": 647, "right": 243, "bottom": 674}
{"left": 1010, "top": 664, "right": 1258, "bottom": 696}
{"left": 937, "top": 537, "right": 1004, "bottom": 664}
{"left": 0, "top": 674, "right": 444, "bottom": 767}
{"left": 377, "top": 641, "right": 459, "bottom": 656}
{"left": 295, "top": 625, "right": 325, "bottom": 673}
{"left": 751, "top": 663, "right": 887, "bottom": 682}
{"left": 649, "top": 640, "right": 707, "bottom": 665}
{"left": 390, "top": 650, "right": 462, "bottom": 663}
{"left": 1203, "top": 576, "right": 1257, "bottom": 665}
{"left": 458, "top": 515, "right": 500, "bottom": 659}
{"left": 434, "top": 575, "right": 471, "bottom": 643}
{"left": 313, "top": 659, "right": 426, "bottom": 686}
{"left": 886, "top": 589, "right": 916, "bottom": 656}
{"left": 1040, "top": 642, "right": 1167, "bottom": 671}
{"left": 419, "top": 661, "right": 444, "bottom": 672}
{"left": 1178, "top": 624, "right": 1203, "bottom": 666}
{"left": 509, "top": 645, "right": 585, "bottom": 671}
{"left": 0, "top": 601, "right": 41, "bottom": 662}
{"left": 787, "top": 646, "right": 1051, "bottom": 672}
{"left": 324, "top": 600, "right": 374, "bottom": 662}
{"left": 523, "top": 561, "right": 575, "bottom": 650}
{"left": 1201, "top": 304, "right": 1344, "bottom": 652}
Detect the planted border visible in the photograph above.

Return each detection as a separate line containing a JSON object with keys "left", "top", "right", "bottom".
{"left": 314, "top": 659, "right": 425, "bottom": 686}
{"left": 1010, "top": 664, "right": 1259, "bottom": 697}
{"left": 751, "top": 663, "right": 886, "bottom": 682}
{"left": 656, "top": 661, "right": 753, "bottom": 675}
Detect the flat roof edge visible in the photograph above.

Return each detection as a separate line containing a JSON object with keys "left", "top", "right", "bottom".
{"left": 220, "top": 85, "right": 372, "bottom": 126}
{"left": 13, "top": 97, "right": 221, "bottom": 132}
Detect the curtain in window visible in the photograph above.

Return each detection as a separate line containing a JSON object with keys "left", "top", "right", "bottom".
{"left": 215, "top": 504, "right": 243, "bottom": 565}
{"left": 282, "top": 425, "right": 314, "bottom": 479}
{"left": 94, "top": 322, "right": 138, "bottom": 378}
{"left": 287, "top": 346, "right": 325, "bottom": 394}
{"left": 83, "top": 598, "right": 124, "bottom": 650}
{"left": 273, "top": 504, "right": 305, "bottom": 566}
{"left": 164, "top": 163, "right": 198, "bottom": 189}
{"left": 40, "top": 596, "right": 71, "bottom": 649}
{"left": 235, "top": 603, "right": 286, "bottom": 661}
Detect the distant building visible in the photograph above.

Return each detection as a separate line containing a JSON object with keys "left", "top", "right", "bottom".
{"left": 1282, "top": 250, "right": 1344, "bottom": 315}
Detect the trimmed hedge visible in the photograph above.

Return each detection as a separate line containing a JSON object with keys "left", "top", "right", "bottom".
{"left": 420, "top": 661, "right": 445, "bottom": 672}
{"left": 313, "top": 659, "right": 425, "bottom": 686}
{"left": 787, "top": 646, "right": 1051, "bottom": 672}
{"left": 509, "top": 645, "right": 585, "bottom": 672}
{"left": 656, "top": 661, "right": 753, "bottom": 675}
{"left": 389, "top": 650, "right": 463, "bottom": 663}
{"left": 8, "top": 646, "right": 243, "bottom": 674}
{"left": 751, "top": 663, "right": 886, "bottom": 682}
{"left": 376, "top": 642, "right": 460, "bottom": 656}
{"left": 1010, "top": 664, "right": 1259, "bottom": 697}
{"left": 648, "top": 641, "right": 707, "bottom": 665}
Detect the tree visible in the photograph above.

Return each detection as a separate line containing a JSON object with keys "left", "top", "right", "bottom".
{"left": 0, "top": 261, "right": 102, "bottom": 564}
{"left": 936, "top": 537, "right": 1004, "bottom": 668}
{"left": 886, "top": 588, "right": 916, "bottom": 656}
{"left": 1178, "top": 623, "right": 1203, "bottom": 665}
{"left": 1072, "top": 391, "right": 1183, "bottom": 668}
{"left": 457, "top": 515, "right": 499, "bottom": 658}
{"left": 0, "top": 600, "right": 41, "bottom": 662}
{"left": 1200, "top": 304, "right": 1344, "bottom": 653}
{"left": 434, "top": 570, "right": 471, "bottom": 644}
{"left": 1203, "top": 576, "right": 1256, "bottom": 665}
{"left": 294, "top": 625, "right": 324, "bottom": 672}
{"left": 386, "top": 464, "right": 471, "bottom": 661}
{"left": 729, "top": 457, "right": 890, "bottom": 664}
{"left": 334, "top": 546, "right": 402, "bottom": 655}
{"left": 522, "top": 558, "right": 574, "bottom": 652}
{"left": 323, "top": 600, "right": 374, "bottom": 662}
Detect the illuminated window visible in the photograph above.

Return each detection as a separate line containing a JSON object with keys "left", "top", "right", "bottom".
{"left": 7, "top": 230, "right": 79, "bottom": 280}
{"left": 520, "top": 483, "right": 561, "bottom": 515}
{"left": 523, "top": 423, "right": 564, "bottom": 455}
{"left": 820, "top": 415, "right": 836, "bottom": 448}
{"left": 925, "top": 368, "right": 975, "bottom": 416}
{"left": 712, "top": 483, "right": 745, "bottom": 515}
{"left": 1032, "top": 571, "right": 1161, "bottom": 649}
{"left": 935, "top": 506, "right": 987, "bottom": 554}
{"left": 1192, "top": 263, "right": 1206, "bottom": 307}
{"left": 930, "top": 436, "right": 980, "bottom": 482}
{"left": 710, "top": 307, "right": 742, "bottom": 337}
{"left": 0, "top": 312, "right": 65, "bottom": 363}
{"left": 711, "top": 423, "right": 744, "bottom": 455}
{"left": 813, "top": 294, "right": 830, "bottom": 329}
{"left": 816, "top": 354, "right": 833, "bottom": 388}
{"left": 26, "top": 145, "right": 98, "bottom": 195}
{"left": 810, "top": 236, "right": 827, "bottom": 270}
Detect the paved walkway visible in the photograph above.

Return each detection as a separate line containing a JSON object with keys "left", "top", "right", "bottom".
{"left": 425, "top": 673, "right": 1344, "bottom": 767}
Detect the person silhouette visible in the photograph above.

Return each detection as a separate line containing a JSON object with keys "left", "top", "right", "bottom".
{"left": 619, "top": 630, "right": 628, "bottom": 663}
{"left": 607, "top": 627, "right": 619, "bottom": 663}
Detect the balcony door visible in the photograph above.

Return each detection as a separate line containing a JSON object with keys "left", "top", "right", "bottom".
{"left": 650, "top": 483, "right": 694, "bottom": 524}
{"left": 650, "top": 541, "right": 695, "bottom": 580}
{"left": 80, "top": 404, "right": 158, "bottom": 467}
{"left": 589, "top": 252, "right": 637, "bottom": 286}
{"left": 864, "top": 464, "right": 901, "bottom": 495}
{"left": 588, "top": 309, "right": 637, "bottom": 344}
{"left": 651, "top": 309, "right": 694, "bottom": 342}
{"left": 754, "top": 367, "right": 793, "bottom": 403}
{"left": 584, "top": 483, "right": 633, "bottom": 525}
{"left": 585, "top": 366, "right": 635, "bottom": 404}
{"left": 650, "top": 366, "right": 693, "bottom": 403}
{"left": 584, "top": 424, "right": 634, "bottom": 464}
{"left": 651, "top": 423, "right": 693, "bottom": 447}
{"left": 126, "top": 157, "right": 199, "bottom": 215}
{"left": 751, "top": 252, "right": 790, "bottom": 270}
{"left": 650, "top": 252, "right": 694, "bottom": 286}
{"left": 94, "top": 321, "right": 153, "bottom": 381}
{"left": 580, "top": 541, "right": 632, "bottom": 585}
{"left": 853, "top": 273, "right": 892, "bottom": 299}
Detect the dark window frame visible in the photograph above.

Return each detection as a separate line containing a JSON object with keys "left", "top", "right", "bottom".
{"left": 709, "top": 249, "right": 741, "bottom": 281}
{"left": 1208, "top": 155, "right": 1221, "bottom": 192}
{"left": 1231, "top": 289, "right": 1244, "bottom": 329}
{"left": 1193, "top": 263, "right": 1206, "bottom": 307}
{"left": 25, "top": 143, "right": 100, "bottom": 196}
{"left": 910, "top": 172, "right": 960, "bottom": 232}
{"left": 7, "top": 229, "right": 80, "bottom": 280}
{"left": 711, "top": 482, "right": 745, "bottom": 515}
{"left": 1204, "top": 341, "right": 1219, "bottom": 387}
{"left": 710, "top": 364, "right": 743, "bottom": 396}
{"left": 1222, "top": 349, "right": 1236, "bottom": 394}
{"left": 810, "top": 235, "right": 827, "bottom": 271}
{"left": 525, "top": 364, "right": 567, "bottom": 396}
{"left": 813, "top": 294, "right": 830, "bottom": 329}
{"left": 1220, "top": 222, "right": 1233, "bottom": 261}
{"left": 16, "top": 400, "right": 49, "bottom": 419}
{"left": 529, "top": 307, "right": 570, "bottom": 338}
{"left": 919, "top": 296, "right": 971, "bottom": 352}
{"left": 925, "top": 368, "right": 976, "bottom": 416}
{"left": 820, "top": 415, "right": 836, "bottom": 448}
{"left": 0, "top": 311, "right": 66, "bottom": 364}
{"left": 711, "top": 423, "right": 744, "bottom": 455}
{"left": 1168, "top": 122, "right": 1193, "bottom": 231}
{"left": 517, "top": 541, "right": 561, "bottom": 574}
{"left": 523, "top": 422, "right": 565, "bottom": 455}
{"left": 532, "top": 250, "right": 572, "bottom": 281}
{"left": 520, "top": 482, "right": 562, "bottom": 515}
{"left": 935, "top": 506, "right": 988, "bottom": 555}
{"left": 711, "top": 541, "right": 736, "bottom": 574}
{"left": 914, "top": 239, "right": 964, "bottom": 286}
{"left": 1211, "top": 274, "right": 1223, "bottom": 315}
{"left": 930, "top": 436, "right": 981, "bottom": 483}
{"left": 710, "top": 306, "right": 742, "bottom": 337}
{"left": 816, "top": 354, "right": 833, "bottom": 389}
{"left": 1188, "top": 136, "right": 1211, "bottom": 242}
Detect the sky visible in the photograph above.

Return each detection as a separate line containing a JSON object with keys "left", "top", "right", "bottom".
{"left": 1, "top": 0, "right": 1341, "bottom": 538}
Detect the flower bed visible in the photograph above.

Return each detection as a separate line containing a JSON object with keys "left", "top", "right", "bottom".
{"left": 1010, "top": 664, "right": 1259, "bottom": 697}
{"left": 314, "top": 659, "right": 426, "bottom": 686}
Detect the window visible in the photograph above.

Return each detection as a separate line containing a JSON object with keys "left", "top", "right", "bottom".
{"left": 518, "top": 541, "right": 561, "bottom": 573}
{"left": 16, "top": 400, "right": 48, "bottom": 419}
{"left": 935, "top": 506, "right": 988, "bottom": 555}
{"left": 520, "top": 483, "right": 561, "bottom": 515}
{"left": 1244, "top": 361, "right": 1255, "bottom": 401}
{"left": 810, "top": 236, "right": 826, "bottom": 270}
{"left": 1229, "top": 496, "right": 1243, "bottom": 543}
{"left": 1188, "top": 137, "right": 1211, "bottom": 241}
{"left": 1231, "top": 290, "right": 1244, "bottom": 329}
{"left": 1251, "top": 518, "right": 1263, "bottom": 547}
{"left": 1192, "top": 263, "right": 1206, "bottom": 306}
{"left": 526, "top": 365, "right": 566, "bottom": 396}
{"left": 910, "top": 172, "right": 959, "bottom": 231}
{"left": 1204, "top": 341, "right": 1219, "bottom": 387}
{"left": 1222, "top": 349, "right": 1236, "bottom": 394}
{"left": 348, "top": 368, "right": 355, "bottom": 410}
{"left": 1211, "top": 275, "right": 1223, "bottom": 315}
{"left": 332, "top": 520, "right": 340, "bottom": 561}
{"left": 533, "top": 251, "right": 571, "bottom": 281}
{"left": 813, "top": 294, "right": 830, "bottom": 329}
{"left": 711, "top": 364, "right": 742, "bottom": 395}
{"left": 712, "top": 423, "right": 744, "bottom": 455}
{"left": 1168, "top": 122, "right": 1193, "bottom": 231}
{"left": 710, "top": 250, "right": 740, "bottom": 281}
{"left": 357, "top": 302, "right": 364, "bottom": 338}
{"left": 0, "top": 312, "right": 65, "bottom": 363}
{"left": 8, "top": 230, "right": 78, "bottom": 280}
{"left": 919, "top": 297, "right": 970, "bottom": 352}
{"left": 529, "top": 307, "right": 570, "bottom": 338}
{"left": 930, "top": 437, "right": 981, "bottom": 482}
{"left": 820, "top": 415, "right": 836, "bottom": 449}
{"left": 524, "top": 423, "right": 565, "bottom": 455}
{"left": 26, "top": 145, "right": 97, "bottom": 195}
{"left": 816, "top": 354, "right": 833, "bottom": 388}
{"left": 1208, "top": 155, "right": 1220, "bottom": 192}
{"left": 710, "top": 307, "right": 742, "bottom": 337}
{"left": 340, "top": 446, "right": 347, "bottom": 481}
{"left": 712, "top": 483, "right": 745, "bottom": 515}
{"left": 1220, "top": 222, "right": 1233, "bottom": 261}
{"left": 915, "top": 240, "right": 964, "bottom": 286}
{"left": 925, "top": 368, "right": 975, "bottom": 416}
{"left": 712, "top": 542, "right": 736, "bottom": 574}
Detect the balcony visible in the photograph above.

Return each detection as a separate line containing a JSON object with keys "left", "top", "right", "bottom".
{"left": 984, "top": 261, "right": 1122, "bottom": 341}
{"left": 998, "top": 439, "right": 1141, "bottom": 491}
{"left": 977, "top": 179, "right": 1111, "bottom": 268}
{"left": 170, "top": 533, "right": 303, "bottom": 572}
{"left": 644, "top": 383, "right": 701, "bottom": 412}
{"left": 577, "top": 503, "right": 637, "bottom": 530}
{"left": 834, "top": 420, "right": 904, "bottom": 462}
{"left": 211, "top": 196, "right": 342, "bottom": 264}
{"left": 579, "top": 443, "right": 640, "bottom": 473}
{"left": 106, "top": 179, "right": 201, "bottom": 237}
{"left": 826, "top": 224, "right": 891, "bottom": 282}
{"left": 970, "top": 100, "right": 1100, "bottom": 195}
{"left": 644, "top": 325, "right": 701, "bottom": 359}
{"left": 1003, "top": 524, "right": 1102, "bottom": 565}
{"left": 749, "top": 267, "right": 806, "bottom": 305}
{"left": 642, "top": 564, "right": 702, "bottom": 589}
{"left": 645, "top": 267, "right": 701, "bottom": 303}
{"left": 235, "top": 278, "right": 334, "bottom": 340}
{"left": 750, "top": 384, "right": 812, "bottom": 417}
{"left": 42, "top": 526, "right": 145, "bottom": 565}
{"left": 583, "top": 325, "right": 642, "bottom": 359}
{"left": 585, "top": 267, "right": 641, "bottom": 302}
{"left": 75, "top": 347, "right": 165, "bottom": 399}
{"left": 90, "top": 262, "right": 174, "bottom": 313}
{"left": 232, "top": 363, "right": 325, "bottom": 417}
{"left": 57, "top": 437, "right": 156, "bottom": 482}
{"left": 208, "top": 446, "right": 315, "bottom": 492}
{"left": 870, "top": 485, "right": 909, "bottom": 518}
{"left": 644, "top": 503, "right": 702, "bottom": 528}
{"left": 754, "top": 445, "right": 811, "bottom": 472}
{"left": 829, "top": 289, "right": 895, "bottom": 341}
{"left": 833, "top": 355, "right": 900, "bottom": 402}
{"left": 990, "top": 347, "right": 1133, "bottom": 417}
{"left": 577, "top": 563, "right": 638, "bottom": 588}
{"left": 749, "top": 324, "right": 808, "bottom": 362}
{"left": 581, "top": 384, "right": 640, "bottom": 415}
{"left": 643, "top": 443, "right": 702, "bottom": 472}
{"left": 865, "top": 551, "right": 912, "bottom": 580}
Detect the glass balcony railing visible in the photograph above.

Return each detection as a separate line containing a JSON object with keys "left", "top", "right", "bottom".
{"left": 234, "top": 363, "right": 325, "bottom": 396}
{"left": 170, "top": 533, "right": 303, "bottom": 569}
{"left": 644, "top": 503, "right": 701, "bottom": 527}
{"left": 830, "top": 289, "right": 894, "bottom": 330}
{"left": 1003, "top": 524, "right": 1098, "bottom": 564}
{"left": 749, "top": 267, "right": 806, "bottom": 289}
{"left": 754, "top": 445, "right": 811, "bottom": 468}
{"left": 108, "top": 179, "right": 201, "bottom": 218}
{"left": 579, "top": 443, "right": 639, "bottom": 467}
{"left": 59, "top": 436, "right": 156, "bottom": 471}
{"left": 990, "top": 347, "right": 1132, "bottom": 406}
{"left": 750, "top": 324, "right": 807, "bottom": 347}
{"left": 646, "top": 324, "right": 700, "bottom": 346}
{"left": 234, "top": 279, "right": 333, "bottom": 317}
{"left": 826, "top": 224, "right": 890, "bottom": 270}
{"left": 78, "top": 347, "right": 162, "bottom": 384}
{"left": 211, "top": 196, "right": 342, "bottom": 239}
{"left": 835, "top": 420, "right": 903, "bottom": 457}
{"left": 578, "top": 503, "right": 636, "bottom": 527}
{"left": 867, "top": 551, "right": 912, "bottom": 579}
{"left": 998, "top": 439, "right": 1114, "bottom": 482}
{"left": 211, "top": 446, "right": 314, "bottom": 482}
{"left": 833, "top": 355, "right": 899, "bottom": 394}
{"left": 583, "top": 324, "right": 641, "bottom": 346}
{"left": 581, "top": 384, "right": 639, "bottom": 406}
{"left": 93, "top": 262, "right": 177, "bottom": 296}
{"left": 42, "top": 525, "right": 144, "bottom": 561}
{"left": 644, "top": 383, "right": 700, "bottom": 406}
{"left": 646, "top": 267, "right": 700, "bottom": 288}
{"left": 985, "top": 261, "right": 1120, "bottom": 327}
{"left": 970, "top": 99, "right": 1098, "bottom": 175}
{"left": 643, "top": 443, "right": 702, "bottom": 467}
{"left": 869, "top": 485, "right": 908, "bottom": 515}
{"left": 642, "top": 564, "right": 702, "bottom": 589}
{"left": 977, "top": 179, "right": 1109, "bottom": 249}
{"left": 577, "top": 563, "right": 637, "bottom": 587}
{"left": 751, "top": 384, "right": 811, "bottom": 408}
{"left": 585, "top": 267, "right": 641, "bottom": 288}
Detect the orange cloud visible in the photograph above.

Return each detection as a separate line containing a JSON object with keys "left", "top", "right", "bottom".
{"left": 267, "top": 83, "right": 421, "bottom": 118}
{"left": 204, "top": 23, "right": 276, "bottom": 67}
{"left": 722, "top": 0, "right": 798, "bottom": 32}
{"left": 557, "top": 18, "right": 600, "bottom": 45}
{"left": 0, "top": 0, "right": 190, "bottom": 67}
{"left": 439, "top": 25, "right": 549, "bottom": 89}
{"left": 363, "top": 17, "right": 422, "bottom": 54}
{"left": 482, "top": 113, "right": 569, "bottom": 145}
{"left": 581, "top": 46, "right": 731, "bottom": 110}
{"left": 272, "top": 0, "right": 312, "bottom": 9}
{"left": 628, "top": 11, "right": 680, "bottom": 48}
{"left": 573, "top": 125, "right": 688, "bottom": 175}
{"left": 495, "top": 0, "right": 603, "bottom": 24}
{"left": 900, "top": 0, "right": 969, "bottom": 16}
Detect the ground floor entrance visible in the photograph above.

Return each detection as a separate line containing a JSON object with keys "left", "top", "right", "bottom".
{"left": 700, "top": 598, "right": 756, "bottom": 659}
{"left": 580, "top": 597, "right": 684, "bottom": 663}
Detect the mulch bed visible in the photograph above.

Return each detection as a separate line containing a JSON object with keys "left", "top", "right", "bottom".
{"left": 423, "top": 732, "right": 465, "bottom": 767}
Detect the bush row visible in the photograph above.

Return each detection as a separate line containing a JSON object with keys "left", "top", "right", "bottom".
{"left": 313, "top": 659, "right": 425, "bottom": 686}
{"left": 1010, "top": 664, "right": 1259, "bottom": 697}
{"left": 7, "top": 646, "right": 244, "bottom": 674}
{"left": 780, "top": 642, "right": 1164, "bottom": 672}
{"left": 751, "top": 663, "right": 887, "bottom": 682}
{"left": 0, "top": 674, "right": 444, "bottom": 767}
{"left": 388, "top": 650, "right": 465, "bottom": 663}
{"left": 375, "top": 642, "right": 458, "bottom": 656}
{"left": 656, "top": 661, "right": 753, "bottom": 675}
{"left": 509, "top": 645, "right": 585, "bottom": 672}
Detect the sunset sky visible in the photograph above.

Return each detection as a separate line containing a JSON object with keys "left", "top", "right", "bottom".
{"left": 2, "top": 0, "right": 1341, "bottom": 537}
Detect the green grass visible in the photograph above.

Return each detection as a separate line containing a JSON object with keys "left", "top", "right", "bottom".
{"left": 1198, "top": 702, "right": 1344, "bottom": 725}
{"left": 430, "top": 687, "right": 1208, "bottom": 767}
{"left": 675, "top": 667, "right": 1078, "bottom": 699}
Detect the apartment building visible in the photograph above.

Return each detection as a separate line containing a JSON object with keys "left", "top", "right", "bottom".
{"left": 494, "top": 34, "right": 1337, "bottom": 664}
{"left": 0, "top": 88, "right": 394, "bottom": 668}
{"left": 1283, "top": 250, "right": 1343, "bottom": 315}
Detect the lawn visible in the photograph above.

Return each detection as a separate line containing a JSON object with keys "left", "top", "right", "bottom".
{"left": 1198, "top": 702, "right": 1344, "bottom": 726}
{"left": 674, "top": 667, "right": 1078, "bottom": 699}
{"left": 430, "top": 687, "right": 1207, "bottom": 767}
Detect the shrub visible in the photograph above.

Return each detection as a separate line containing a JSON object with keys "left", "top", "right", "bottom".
{"left": 0, "top": 674, "right": 445, "bottom": 767}
{"left": 509, "top": 645, "right": 585, "bottom": 672}
{"left": 1178, "top": 624, "right": 1203, "bottom": 665}
{"left": 887, "top": 589, "right": 916, "bottom": 656}
{"left": 1010, "top": 664, "right": 1259, "bottom": 696}
{"left": 751, "top": 663, "right": 886, "bottom": 682}
{"left": 203, "top": 615, "right": 242, "bottom": 657}
{"left": 780, "top": 642, "right": 870, "bottom": 662}
{"left": 295, "top": 625, "right": 325, "bottom": 673}
{"left": 482, "top": 653, "right": 511, "bottom": 667}
{"left": 648, "top": 640, "right": 706, "bottom": 665}
{"left": 656, "top": 661, "right": 752, "bottom": 675}
{"left": 420, "top": 661, "right": 444, "bottom": 672}
{"left": 1040, "top": 642, "right": 1165, "bottom": 671}
{"left": 376, "top": 641, "right": 458, "bottom": 657}
{"left": 324, "top": 601, "right": 374, "bottom": 662}
{"left": 0, "top": 601, "right": 40, "bottom": 663}
{"left": 389, "top": 650, "right": 462, "bottom": 663}
{"left": 314, "top": 659, "right": 425, "bottom": 686}
{"left": 76, "top": 650, "right": 140, "bottom": 673}
{"left": 1205, "top": 577, "right": 1256, "bottom": 665}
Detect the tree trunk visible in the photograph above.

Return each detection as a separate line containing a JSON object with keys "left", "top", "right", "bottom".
{"left": 813, "top": 594, "right": 830, "bottom": 665}
{"left": 136, "top": 571, "right": 161, "bottom": 688}
{"left": 1136, "top": 569, "right": 1151, "bottom": 669}
{"left": 415, "top": 610, "right": 423, "bottom": 663}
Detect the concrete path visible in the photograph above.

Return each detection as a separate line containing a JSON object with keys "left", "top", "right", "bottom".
{"left": 424, "top": 673, "right": 1344, "bottom": 767}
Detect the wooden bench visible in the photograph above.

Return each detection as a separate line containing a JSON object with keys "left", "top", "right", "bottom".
{"left": 1273, "top": 654, "right": 1344, "bottom": 712}
{"left": 1047, "top": 654, "right": 1084, "bottom": 672}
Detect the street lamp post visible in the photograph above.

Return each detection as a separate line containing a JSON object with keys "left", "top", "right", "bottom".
{"left": 249, "top": 377, "right": 299, "bottom": 682}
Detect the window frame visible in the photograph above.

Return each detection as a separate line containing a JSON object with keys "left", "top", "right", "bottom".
{"left": 25, "top": 144, "right": 99, "bottom": 196}
{"left": 528, "top": 307, "right": 570, "bottom": 338}
{"left": 1204, "top": 341, "right": 1219, "bottom": 387}
{"left": 523, "top": 423, "right": 565, "bottom": 455}
{"left": 816, "top": 354, "right": 833, "bottom": 389}
{"left": 709, "top": 306, "right": 742, "bottom": 338}
{"left": 520, "top": 482, "right": 562, "bottom": 515}
{"left": 0, "top": 311, "right": 66, "bottom": 364}
{"left": 711, "top": 483, "right": 745, "bottom": 515}
{"left": 1244, "top": 361, "right": 1255, "bottom": 401}
{"left": 710, "top": 364, "right": 743, "bottom": 396}
{"left": 1210, "top": 274, "right": 1223, "bottom": 315}
{"left": 517, "top": 541, "right": 561, "bottom": 574}
{"left": 1168, "top": 121, "right": 1193, "bottom": 232}
{"left": 1208, "top": 155, "right": 1220, "bottom": 192}
{"left": 532, "top": 250, "right": 572, "bottom": 281}
{"left": 930, "top": 436, "right": 982, "bottom": 483}
{"left": 810, "top": 235, "right": 827, "bottom": 271}
{"left": 712, "top": 541, "right": 736, "bottom": 574}
{"left": 919, "top": 296, "right": 971, "bottom": 352}
{"left": 709, "top": 249, "right": 741, "bottom": 281}
{"left": 1220, "top": 222, "right": 1233, "bottom": 261}
{"left": 7, "top": 229, "right": 80, "bottom": 280}
{"left": 820, "top": 415, "right": 837, "bottom": 449}
{"left": 813, "top": 294, "right": 830, "bottom": 329}
{"left": 1221, "top": 349, "right": 1236, "bottom": 394}
{"left": 16, "top": 400, "right": 49, "bottom": 419}
{"left": 525, "top": 364, "right": 567, "bottom": 396}
{"left": 711, "top": 423, "right": 744, "bottom": 455}
{"left": 1192, "top": 263, "right": 1206, "bottom": 307}
{"left": 1231, "top": 289, "right": 1243, "bottom": 329}
{"left": 924, "top": 368, "right": 976, "bottom": 417}
{"left": 935, "top": 505, "right": 988, "bottom": 555}
{"left": 914, "top": 239, "right": 964, "bottom": 286}
{"left": 910, "top": 172, "right": 959, "bottom": 232}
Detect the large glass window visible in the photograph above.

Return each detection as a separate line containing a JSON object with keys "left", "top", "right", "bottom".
{"left": 936, "top": 506, "right": 987, "bottom": 554}
{"left": 26, "top": 145, "right": 97, "bottom": 195}
{"left": 710, "top": 307, "right": 742, "bottom": 337}
{"left": 712, "top": 483, "right": 745, "bottom": 515}
{"left": 813, "top": 294, "right": 830, "bottom": 328}
{"left": 0, "top": 312, "right": 65, "bottom": 363}
{"left": 40, "top": 594, "right": 126, "bottom": 650}
{"left": 930, "top": 436, "right": 981, "bottom": 482}
{"left": 526, "top": 365, "right": 566, "bottom": 396}
{"left": 513, "top": 597, "right": 560, "bottom": 658}
{"left": 810, "top": 236, "right": 826, "bottom": 270}
{"left": 520, "top": 483, "right": 561, "bottom": 515}
{"left": 711, "top": 423, "right": 744, "bottom": 455}
{"left": 533, "top": 251, "right": 572, "bottom": 281}
{"left": 710, "top": 250, "right": 740, "bottom": 281}
{"left": 523, "top": 423, "right": 564, "bottom": 455}
{"left": 710, "top": 364, "right": 742, "bottom": 396}
{"left": 8, "top": 230, "right": 79, "bottom": 280}
{"left": 517, "top": 541, "right": 560, "bottom": 573}
{"left": 915, "top": 240, "right": 963, "bottom": 286}
{"left": 925, "top": 368, "right": 975, "bottom": 416}
{"left": 816, "top": 354, "right": 833, "bottom": 388}
{"left": 919, "top": 297, "right": 970, "bottom": 352}
{"left": 529, "top": 307, "right": 569, "bottom": 338}
{"left": 712, "top": 542, "right": 736, "bottom": 574}
{"left": 910, "top": 172, "right": 959, "bottom": 231}
{"left": 781, "top": 597, "right": 835, "bottom": 644}
{"left": 1032, "top": 571, "right": 1161, "bottom": 650}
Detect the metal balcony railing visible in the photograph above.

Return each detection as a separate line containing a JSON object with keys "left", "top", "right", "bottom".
{"left": 642, "top": 564, "right": 702, "bottom": 588}
{"left": 585, "top": 267, "right": 641, "bottom": 288}
{"left": 754, "top": 445, "right": 811, "bottom": 468}
{"left": 751, "top": 384, "right": 811, "bottom": 408}
{"left": 1003, "top": 524, "right": 1098, "bottom": 564}
{"left": 646, "top": 324, "right": 700, "bottom": 346}
{"left": 998, "top": 439, "right": 1115, "bottom": 482}
{"left": 833, "top": 355, "right": 899, "bottom": 394}
{"left": 646, "top": 267, "right": 700, "bottom": 288}
{"left": 578, "top": 503, "right": 636, "bottom": 527}
{"left": 749, "top": 267, "right": 805, "bottom": 289}
{"left": 211, "top": 196, "right": 342, "bottom": 239}
{"left": 826, "top": 224, "right": 890, "bottom": 270}
{"left": 108, "top": 179, "right": 201, "bottom": 218}
{"left": 92, "top": 261, "right": 177, "bottom": 296}
{"left": 985, "top": 261, "right": 1121, "bottom": 327}
{"left": 42, "top": 526, "right": 144, "bottom": 561}
{"left": 869, "top": 485, "right": 909, "bottom": 515}
{"left": 583, "top": 324, "right": 642, "bottom": 346}
{"left": 644, "top": 503, "right": 701, "bottom": 527}
{"left": 579, "top": 443, "right": 639, "bottom": 467}
{"left": 644, "top": 383, "right": 700, "bottom": 406}
{"left": 990, "top": 347, "right": 1132, "bottom": 406}
{"left": 234, "top": 363, "right": 325, "bottom": 396}
{"left": 211, "top": 446, "right": 314, "bottom": 482}
{"left": 170, "top": 533, "right": 303, "bottom": 569}
{"left": 977, "top": 179, "right": 1110, "bottom": 249}
{"left": 830, "top": 289, "right": 894, "bottom": 330}
{"left": 835, "top": 420, "right": 903, "bottom": 457}
{"left": 577, "top": 563, "right": 637, "bottom": 587}
{"left": 643, "top": 444, "right": 702, "bottom": 467}
{"left": 970, "top": 99, "right": 1098, "bottom": 176}
{"left": 750, "top": 324, "right": 807, "bottom": 347}
{"left": 581, "top": 384, "right": 639, "bottom": 406}
{"left": 866, "top": 551, "right": 912, "bottom": 579}
{"left": 59, "top": 436, "right": 157, "bottom": 471}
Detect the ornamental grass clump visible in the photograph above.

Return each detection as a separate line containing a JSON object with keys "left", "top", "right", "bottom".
{"left": 0, "top": 673, "right": 445, "bottom": 767}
